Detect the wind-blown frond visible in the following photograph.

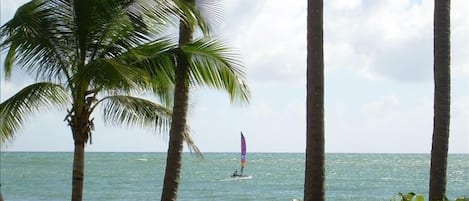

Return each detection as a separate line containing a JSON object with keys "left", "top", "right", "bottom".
{"left": 183, "top": 125, "right": 203, "bottom": 158}
{"left": 99, "top": 95, "right": 171, "bottom": 133}
{"left": 182, "top": 38, "right": 250, "bottom": 104}
{"left": 0, "top": 82, "right": 70, "bottom": 142}
{"left": 120, "top": 38, "right": 178, "bottom": 105}
{"left": 80, "top": 0, "right": 176, "bottom": 60}
{"left": 195, "top": 0, "right": 223, "bottom": 29}
{"left": 171, "top": 0, "right": 211, "bottom": 35}
{"left": 0, "top": 0, "right": 74, "bottom": 82}
{"left": 74, "top": 58, "right": 151, "bottom": 92}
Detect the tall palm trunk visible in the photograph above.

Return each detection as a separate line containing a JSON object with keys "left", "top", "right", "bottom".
{"left": 161, "top": 2, "right": 194, "bottom": 200}
{"left": 69, "top": 96, "right": 93, "bottom": 201}
{"left": 429, "top": 0, "right": 451, "bottom": 200}
{"left": 71, "top": 141, "right": 85, "bottom": 201}
{"left": 304, "top": 0, "right": 325, "bottom": 201}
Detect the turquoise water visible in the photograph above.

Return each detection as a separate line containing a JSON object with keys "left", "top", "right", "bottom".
{"left": 1, "top": 152, "right": 468, "bottom": 200}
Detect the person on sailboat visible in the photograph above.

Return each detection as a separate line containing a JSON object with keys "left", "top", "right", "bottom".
{"left": 232, "top": 170, "right": 239, "bottom": 177}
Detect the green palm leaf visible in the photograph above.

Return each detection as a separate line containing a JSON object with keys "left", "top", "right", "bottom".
{"left": 182, "top": 38, "right": 250, "bottom": 103}
{"left": 183, "top": 125, "right": 203, "bottom": 158}
{"left": 0, "top": 82, "right": 69, "bottom": 142}
{"left": 74, "top": 58, "right": 151, "bottom": 92}
{"left": 0, "top": 0, "right": 75, "bottom": 82}
{"left": 99, "top": 95, "right": 172, "bottom": 133}
{"left": 99, "top": 95, "right": 202, "bottom": 156}
{"left": 119, "top": 38, "right": 178, "bottom": 105}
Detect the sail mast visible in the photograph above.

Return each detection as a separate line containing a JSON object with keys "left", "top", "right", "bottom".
{"left": 240, "top": 132, "right": 246, "bottom": 175}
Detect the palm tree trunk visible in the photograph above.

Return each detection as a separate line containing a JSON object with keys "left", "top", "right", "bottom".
{"left": 429, "top": 0, "right": 451, "bottom": 200}
{"left": 161, "top": 3, "right": 194, "bottom": 200}
{"left": 71, "top": 141, "right": 85, "bottom": 201}
{"left": 304, "top": 0, "right": 325, "bottom": 201}
{"left": 70, "top": 97, "right": 91, "bottom": 201}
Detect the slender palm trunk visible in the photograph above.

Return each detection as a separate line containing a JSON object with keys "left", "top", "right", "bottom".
{"left": 161, "top": 5, "right": 194, "bottom": 200}
{"left": 304, "top": 0, "right": 325, "bottom": 201}
{"left": 69, "top": 95, "right": 93, "bottom": 201}
{"left": 71, "top": 142, "right": 85, "bottom": 201}
{"left": 429, "top": 0, "right": 451, "bottom": 200}
{"left": 70, "top": 121, "right": 89, "bottom": 201}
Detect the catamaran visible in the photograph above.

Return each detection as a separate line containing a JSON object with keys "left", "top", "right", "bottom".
{"left": 231, "top": 132, "right": 252, "bottom": 179}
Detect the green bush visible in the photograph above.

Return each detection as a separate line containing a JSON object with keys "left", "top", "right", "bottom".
{"left": 391, "top": 192, "right": 469, "bottom": 201}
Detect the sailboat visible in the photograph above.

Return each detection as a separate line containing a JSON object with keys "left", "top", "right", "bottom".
{"left": 231, "top": 132, "right": 252, "bottom": 179}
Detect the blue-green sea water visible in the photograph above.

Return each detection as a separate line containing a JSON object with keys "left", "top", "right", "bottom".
{"left": 1, "top": 152, "right": 468, "bottom": 201}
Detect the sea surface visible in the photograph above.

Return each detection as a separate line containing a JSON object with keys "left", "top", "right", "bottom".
{"left": 0, "top": 152, "right": 468, "bottom": 201}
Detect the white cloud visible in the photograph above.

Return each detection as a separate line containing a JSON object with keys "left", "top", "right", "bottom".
{"left": 221, "top": 0, "right": 306, "bottom": 85}
{"left": 365, "top": 0, "right": 432, "bottom": 44}
{"left": 329, "top": 0, "right": 362, "bottom": 10}
{"left": 325, "top": 0, "right": 467, "bottom": 82}
{"left": 223, "top": 0, "right": 467, "bottom": 84}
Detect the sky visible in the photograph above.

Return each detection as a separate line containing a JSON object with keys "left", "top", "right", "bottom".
{"left": 0, "top": 0, "right": 468, "bottom": 153}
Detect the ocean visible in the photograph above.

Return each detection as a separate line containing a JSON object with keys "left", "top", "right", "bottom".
{"left": 0, "top": 152, "right": 468, "bottom": 201}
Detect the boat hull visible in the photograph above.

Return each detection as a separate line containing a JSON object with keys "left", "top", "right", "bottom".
{"left": 230, "top": 175, "right": 253, "bottom": 180}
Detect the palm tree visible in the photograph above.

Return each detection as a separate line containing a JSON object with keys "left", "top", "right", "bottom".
{"left": 160, "top": 0, "right": 250, "bottom": 200}
{"left": 304, "top": 0, "right": 325, "bottom": 200}
{"left": 0, "top": 0, "right": 202, "bottom": 200}
{"left": 429, "top": 0, "right": 451, "bottom": 200}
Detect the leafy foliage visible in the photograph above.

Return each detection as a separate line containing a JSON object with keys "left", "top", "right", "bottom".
{"left": 391, "top": 192, "right": 469, "bottom": 201}
{"left": 99, "top": 95, "right": 171, "bottom": 133}
{"left": 0, "top": 82, "right": 69, "bottom": 142}
{"left": 182, "top": 38, "right": 250, "bottom": 104}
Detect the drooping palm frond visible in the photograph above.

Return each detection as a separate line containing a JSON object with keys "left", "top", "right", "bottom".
{"left": 0, "top": 0, "right": 75, "bottom": 83}
{"left": 0, "top": 82, "right": 70, "bottom": 142}
{"left": 118, "top": 38, "right": 178, "bottom": 105}
{"left": 183, "top": 125, "right": 203, "bottom": 158}
{"left": 98, "top": 95, "right": 172, "bottom": 134}
{"left": 181, "top": 38, "right": 250, "bottom": 104}
{"left": 98, "top": 95, "right": 202, "bottom": 156}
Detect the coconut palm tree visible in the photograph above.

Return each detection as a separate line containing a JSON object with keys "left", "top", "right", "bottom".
{"left": 429, "top": 0, "right": 451, "bottom": 200}
{"left": 0, "top": 0, "right": 204, "bottom": 200}
{"left": 160, "top": 0, "right": 250, "bottom": 200}
{"left": 304, "top": 0, "right": 325, "bottom": 200}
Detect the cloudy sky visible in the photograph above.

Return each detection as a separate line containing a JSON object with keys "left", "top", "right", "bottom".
{"left": 1, "top": 0, "right": 468, "bottom": 153}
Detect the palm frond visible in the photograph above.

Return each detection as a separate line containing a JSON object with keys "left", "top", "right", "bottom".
{"left": 181, "top": 38, "right": 250, "bottom": 104}
{"left": 0, "top": 82, "right": 70, "bottom": 143}
{"left": 0, "top": 0, "right": 75, "bottom": 83}
{"left": 183, "top": 125, "right": 203, "bottom": 158}
{"left": 195, "top": 0, "right": 223, "bottom": 29}
{"left": 99, "top": 95, "right": 172, "bottom": 133}
{"left": 119, "top": 38, "right": 179, "bottom": 105}
{"left": 74, "top": 58, "right": 152, "bottom": 93}
{"left": 171, "top": 0, "right": 212, "bottom": 35}
{"left": 82, "top": 0, "right": 168, "bottom": 60}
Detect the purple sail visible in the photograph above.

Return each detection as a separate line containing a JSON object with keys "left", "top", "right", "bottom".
{"left": 241, "top": 132, "right": 246, "bottom": 167}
